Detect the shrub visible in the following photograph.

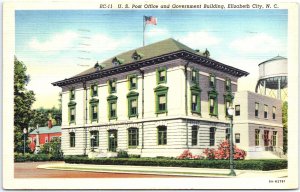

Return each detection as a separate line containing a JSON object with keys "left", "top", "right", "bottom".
{"left": 64, "top": 156, "right": 287, "bottom": 170}
{"left": 177, "top": 150, "right": 204, "bottom": 159}
{"left": 39, "top": 137, "right": 63, "bottom": 160}
{"left": 129, "top": 154, "right": 141, "bottom": 158}
{"left": 202, "top": 140, "right": 247, "bottom": 160}
{"left": 14, "top": 152, "right": 57, "bottom": 162}
{"left": 117, "top": 150, "right": 129, "bottom": 158}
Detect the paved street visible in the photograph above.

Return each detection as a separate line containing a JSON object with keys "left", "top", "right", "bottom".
{"left": 14, "top": 161, "right": 182, "bottom": 178}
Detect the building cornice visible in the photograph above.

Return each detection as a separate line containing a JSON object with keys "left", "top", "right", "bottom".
{"left": 52, "top": 50, "right": 249, "bottom": 87}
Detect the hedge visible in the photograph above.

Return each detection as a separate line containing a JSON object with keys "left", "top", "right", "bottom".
{"left": 14, "top": 153, "right": 64, "bottom": 162}
{"left": 64, "top": 156, "right": 287, "bottom": 171}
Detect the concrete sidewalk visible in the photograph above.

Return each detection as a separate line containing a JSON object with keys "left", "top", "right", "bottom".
{"left": 38, "top": 162, "right": 287, "bottom": 178}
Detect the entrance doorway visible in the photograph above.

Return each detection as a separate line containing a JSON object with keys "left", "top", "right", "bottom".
{"left": 108, "top": 130, "right": 118, "bottom": 152}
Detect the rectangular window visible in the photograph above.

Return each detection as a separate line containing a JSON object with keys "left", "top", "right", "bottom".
{"left": 225, "top": 79, "right": 231, "bottom": 92}
{"left": 209, "top": 74, "right": 216, "bottom": 88}
{"left": 272, "top": 106, "right": 276, "bottom": 119}
{"left": 255, "top": 103, "right": 259, "bottom": 117}
{"left": 158, "top": 94, "right": 166, "bottom": 111}
{"left": 235, "top": 133, "right": 240, "bottom": 143}
{"left": 70, "top": 89, "right": 75, "bottom": 100}
{"left": 157, "top": 68, "right": 167, "bottom": 84}
{"left": 128, "top": 128, "right": 139, "bottom": 147}
{"left": 209, "top": 97, "right": 218, "bottom": 116}
{"left": 129, "top": 99, "right": 137, "bottom": 116}
{"left": 264, "top": 105, "right": 268, "bottom": 118}
{"left": 91, "top": 105, "right": 98, "bottom": 121}
{"left": 158, "top": 126, "right": 167, "bottom": 145}
{"left": 209, "top": 127, "right": 216, "bottom": 146}
{"left": 108, "top": 79, "right": 116, "bottom": 93}
{"left": 191, "top": 126, "right": 198, "bottom": 145}
{"left": 226, "top": 128, "right": 230, "bottom": 140}
{"left": 91, "top": 84, "right": 98, "bottom": 97}
{"left": 255, "top": 129, "right": 260, "bottom": 146}
{"left": 90, "top": 131, "right": 99, "bottom": 147}
{"left": 110, "top": 102, "right": 117, "bottom": 119}
{"left": 272, "top": 131, "right": 277, "bottom": 146}
{"left": 129, "top": 76, "right": 137, "bottom": 90}
{"left": 191, "top": 69, "right": 199, "bottom": 84}
{"left": 70, "top": 132, "right": 75, "bottom": 147}
{"left": 235, "top": 105, "right": 240, "bottom": 116}
{"left": 69, "top": 107, "right": 76, "bottom": 123}
{"left": 191, "top": 94, "right": 198, "bottom": 112}
{"left": 45, "top": 137, "right": 48, "bottom": 143}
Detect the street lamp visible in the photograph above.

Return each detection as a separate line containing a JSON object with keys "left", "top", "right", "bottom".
{"left": 23, "top": 128, "right": 27, "bottom": 155}
{"left": 227, "top": 106, "right": 236, "bottom": 176}
{"left": 91, "top": 135, "right": 95, "bottom": 152}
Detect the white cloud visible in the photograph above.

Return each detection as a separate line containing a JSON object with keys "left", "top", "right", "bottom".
{"left": 85, "top": 34, "right": 129, "bottom": 54}
{"left": 29, "top": 31, "right": 78, "bottom": 52}
{"left": 179, "top": 31, "right": 221, "bottom": 49}
{"left": 230, "top": 33, "right": 284, "bottom": 54}
{"left": 145, "top": 27, "right": 169, "bottom": 37}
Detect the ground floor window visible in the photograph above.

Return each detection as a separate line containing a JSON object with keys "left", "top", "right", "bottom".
{"left": 69, "top": 132, "right": 75, "bottom": 147}
{"left": 128, "top": 128, "right": 139, "bottom": 147}
{"left": 108, "top": 130, "right": 118, "bottom": 152}
{"left": 225, "top": 128, "right": 230, "bottom": 140}
{"left": 272, "top": 131, "right": 277, "bottom": 146}
{"left": 157, "top": 126, "right": 167, "bottom": 145}
{"left": 90, "top": 130, "right": 99, "bottom": 148}
{"left": 191, "top": 125, "right": 198, "bottom": 145}
{"left": 235, "top": 133, "right": 240, "bottom": 143}
{"left": 255, "top": 129, "right": 260, "bottom": 146}
{"left": 209, "top": 127, "right": 216, "bottom": 146}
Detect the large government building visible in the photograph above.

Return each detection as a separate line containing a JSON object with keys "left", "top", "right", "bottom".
{"left": 52, "top": 38, "right": 283, "bottom": 158}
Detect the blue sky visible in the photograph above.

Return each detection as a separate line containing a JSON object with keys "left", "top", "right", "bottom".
{"left": 15, "top": 10, "right": 288, "bottom": 108}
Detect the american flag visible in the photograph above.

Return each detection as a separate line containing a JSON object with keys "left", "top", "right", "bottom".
{"left": 144, "top": 16, "right": 157, "bottom": 25}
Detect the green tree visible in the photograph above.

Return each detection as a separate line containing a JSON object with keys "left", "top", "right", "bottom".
{"left": 39, "top": 137, "right": 63, "bottom": 160}
{"left": 14, "top": 57, "right": 35, "bottom": 153}
{"left": 282, "top": 101, "right": 288, "bottom": 154}
{"left": 29, "top": 107, "right": 62, "bottom": 129}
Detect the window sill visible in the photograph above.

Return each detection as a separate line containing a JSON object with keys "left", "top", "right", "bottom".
{"left": 191, "top": 111, "right": 201, "bottom": 115}
{"left": 129, "top": 114, "right": 139, "bottom": 118}
{"left": 109, "top": 117, "right": 118, "bottom": 120}
{"left": 156, "top": 111, "right": 168, "bottom": 114}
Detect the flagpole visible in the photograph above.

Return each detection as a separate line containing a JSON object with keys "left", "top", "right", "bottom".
{"left": 143, "top": 16, "right": 145, "bottom": 46}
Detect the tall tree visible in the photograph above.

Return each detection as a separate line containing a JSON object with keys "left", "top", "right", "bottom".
{"left": 282, "top": 101, "right": 288, "bottom": 154}
{"left": 14, "top": 57, "right": 35, "bottom": 153}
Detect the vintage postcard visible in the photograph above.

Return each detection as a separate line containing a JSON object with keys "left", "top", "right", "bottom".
{"left": 2, "top": 0, "right": 299, "bottom": 190}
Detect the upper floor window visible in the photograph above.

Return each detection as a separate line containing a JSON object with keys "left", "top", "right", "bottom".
{"left": 91, "top": 104, "right": 98, "bottom": 122}
{"left": 191, "top": 125, "right": 198, "bottom": 145}
{"left": 70, "top": 88, "right": 75, "bottom": 100}
{"left": 224, "top": 94, "right": 233, "bottom": 117}
{"left": 191, "top": 68, "right": 199, "bottom": 84}
{"left": 209, "top": 74, "right": 216, "bottom": 88}
{"left": 255, "top": 103, "right": 259, "bottom": 117}
{"left": 157, "top": 126, "right": 167, "bottom": 145}
{"left": 107, "top": 95, "right": 118, "bottom": 120}
{"left": 272, "top": 106, "right": 276, "bottom": 119}
{"left": 128, "top": 128, "right": 139, "bottom": 147}
{"left": 154, "top": 86, "right": 168, "bottom": 114}
{"left": 208, "top": 90, "right": 218, "bottom": 116}
{"left": 225, "top": 78, "right": 231, "bottom": 92}
{"left": 69, "top": 132, "right": 75, "bottom": 147}
{"left": 264, "top": 105, "right": 268, "bottom": 118}
{"left": 91, "top": 84, "right": 98, "bottom": 97}
{"left": 235, "top": 105, "right": 240, "bottom": 116}
{"left": 128, "top": 75, "right": 137, "bottom": 90}
{"left": 209, "top": 127, "right": 216, "bottom": 146}
{"left": 156, "top": 67, "right": 167, "bottom": 84}
{"left": 108, "top": 79, "right": 117, "bottom": 93}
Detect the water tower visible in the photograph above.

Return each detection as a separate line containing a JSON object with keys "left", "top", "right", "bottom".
{"left": 255, "top": 56, "right": 288, "bottom": 101}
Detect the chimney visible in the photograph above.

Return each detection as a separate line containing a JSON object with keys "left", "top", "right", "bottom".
{"left": 48, "top": 120, "right": 53, "bottom": 128}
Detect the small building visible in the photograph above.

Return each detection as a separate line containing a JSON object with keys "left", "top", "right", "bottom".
{"left": 28, "top": 122, "right": 61, "bottom": 152}
{"left": 233, "top": 91, "right": 283, "bottom": 159}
